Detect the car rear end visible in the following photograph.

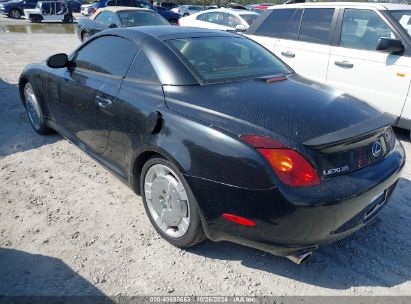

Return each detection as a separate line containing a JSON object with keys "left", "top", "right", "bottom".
{"left": 159, "top": 31, "right": 406, "bottom": 257}
{"left": 191, "top": 125, "right": 405, "bottom": 256}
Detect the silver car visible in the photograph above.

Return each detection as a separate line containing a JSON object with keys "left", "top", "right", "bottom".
{"left": 171, "top": 5, "right": 202, "bottom": 16}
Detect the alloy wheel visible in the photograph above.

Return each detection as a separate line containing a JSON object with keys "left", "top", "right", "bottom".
{"left": 144, "top": 164, "right": 190, "bottom": 238}
{"left": 24, "top": 84, "right": 41, "bottom": 131}
{"left": 10, "top": 9, "right": 21, "bottom": 19}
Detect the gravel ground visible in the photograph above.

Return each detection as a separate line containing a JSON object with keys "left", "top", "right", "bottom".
{"left": 1, "top": 15, "right": 411, "bottom": 297}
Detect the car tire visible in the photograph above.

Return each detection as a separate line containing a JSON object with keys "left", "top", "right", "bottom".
{"left": 169, "top": 18, "right": 178, "bottom": 25}
{"left": 183, "top": 13, "right": 189, "bottom": 16}
{"left": 140, "top": 157, "right": 206, "bottom": 248}
{"left": 32, "top": 15, "right": 41, "bottom": 23}
{"left": 63, "top": 14, "right": 74, "bottom": 23}
{"left": 9, "top": 8, "right": 22, "bottom": 19}
{"left": 23, "top": 82, "right": 54, "bottom": 135}
{"left": 82, "top": 32, "right": 90, "bottom": 42}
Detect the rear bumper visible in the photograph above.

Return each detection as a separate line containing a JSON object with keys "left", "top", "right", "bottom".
{"left": 186, "top": 140, "right": 405, "bottom": 256}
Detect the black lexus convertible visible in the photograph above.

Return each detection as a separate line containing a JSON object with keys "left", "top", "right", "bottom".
{"left": 19, "top": 27, "right": 405, "bottom": 264}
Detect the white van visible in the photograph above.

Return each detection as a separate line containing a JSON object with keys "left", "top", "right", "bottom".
{"left": 247, "top": 2, "right": 411, "bottom": 139}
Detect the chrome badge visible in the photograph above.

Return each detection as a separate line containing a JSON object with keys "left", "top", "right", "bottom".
{"left": 372, "top": 141, "right": 382, "bottom": 157}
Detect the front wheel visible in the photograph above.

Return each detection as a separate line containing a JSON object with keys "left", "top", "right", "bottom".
{"left": 32, "top": 15, "right": 42, "bottom": 23}
{"left": 141, "top": 157, "right": 205, "bottom": 248}
{"left": 183, "top": 13, "right": 189, "bottom": 17}
{"left": 9, "top": 8, "right": 21, "bottom": 19}
{"left": 63, "top": 14, "right": 74, "bottom": 23}
{"left": 23, "top": 82, "right": 54, "bottom": 135}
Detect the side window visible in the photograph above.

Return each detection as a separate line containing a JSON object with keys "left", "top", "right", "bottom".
{"left": 203, "top": 12, "right": 221, "bottom": 25}
{"left": 299, "top": 8, "right": 334, "bottom": 44}
{"left": 95, "top": 11, "right": 110, "bottom": 24}
{"left": 254, "top": 9, "right": 295, "bottom": 38}
{"left": 133, "top": 1, "right": 152, "bottom": 9}
{"left": 126, "top": 50, "right": 159, "bottom": 84}
{"left": 41, "top": 2, "right": 51, "bottom": 15}
{"left": 196, "top": 13, "right": 205, "bottom": 21}
{"left": 222, "top": 13, "right": 242, "bottom": 28}
{"left": 340, "top": 9, "right": 396, "bottom": 51}
{"left": 75, "top": 36, "right": 137, "bottom": 76}
{"left": 95, "top": 11, "right": 119, "bottom": 26}
{"left": 283, "top": 9, "right": 303, "bottom": 40}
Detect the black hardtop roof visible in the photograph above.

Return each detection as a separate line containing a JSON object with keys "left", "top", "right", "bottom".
{"left": 100, "top": 26, "right": 241, "bottom": 44}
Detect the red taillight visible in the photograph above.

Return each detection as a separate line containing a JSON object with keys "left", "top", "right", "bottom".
{"left": 241, "top": 135, "right": 320, "bottom": 187}
{"left": 176, "top": 19, "right": 180, "bottom": 26}
{"left": 222, "top": 213, "right": 256, "bottom": 227}
{"left": 239, "top": 135, "right": 284, "bottom": 149}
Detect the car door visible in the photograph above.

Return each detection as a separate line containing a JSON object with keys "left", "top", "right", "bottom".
{"left": 274, "top": 8, "right": 336, "bottom": 83}
{"left": 54, "top": 35, "right": 137, "bottom": 155}
{"left": 327, "top": 8, "right": 411, "bottom": 117}
{"left": 246, "top": 9, "right": 298, "bottom": 56}
{"left": 42, "top": 2, "right": 57, "bottom": 21}
{"left": 104, "top": 49, "right": 166, "bottom": 173}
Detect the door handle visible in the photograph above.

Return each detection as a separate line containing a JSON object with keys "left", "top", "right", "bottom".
{"left": 95, "top": 96, "right": 112, "bottom": 108}
{"left": 281, "top": 51, "right": 295, "bottom": 58}
{"left": 335, "top": 60, "right": 354, "bottom": 69}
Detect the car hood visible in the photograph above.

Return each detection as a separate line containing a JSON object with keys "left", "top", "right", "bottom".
{"left": 163, "top": 73, "right": 392, "bottom": 146}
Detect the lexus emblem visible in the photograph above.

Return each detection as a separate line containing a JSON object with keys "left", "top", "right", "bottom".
{"left": 372, "top": 141, "right": 382, "bottom": 157}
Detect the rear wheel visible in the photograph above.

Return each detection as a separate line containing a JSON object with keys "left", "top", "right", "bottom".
{"left": 23, "top": 82, "right": 53, "bottom": 135}
{"left": 141, "top": 157, "right": 205, "bottom": 248}
{"left": 169, "top": 18, "right": 178, "bottom": 25}
{"left": 183, "top": 13, "right": 189, "bottom": 17}
{"left": 9, "top": 9, "right": 21, "bottom": 19}
{"left": 63, "top": 14, "right": 74, "bottom": 23}
{"left": 32, "top": 15, "right": 42, "bottom": 23}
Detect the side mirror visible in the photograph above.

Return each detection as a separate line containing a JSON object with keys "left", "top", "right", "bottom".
{"left": 46, "top": 53, "right": 69, "bottom": 68}
{"left": 376, "top": 37, "right": 404, "bottom": 54}
{"left": 235, "top": 24, "right": 247, "bottom": 32}
{"left": 108, "top": 23, "right": 117, "bottom": 28}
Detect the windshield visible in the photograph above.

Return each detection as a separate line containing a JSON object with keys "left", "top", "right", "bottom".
{"left": 118, "top": 11, "right": 170, "bottom": 27}
{"left": 168, "top": 36, "right": 291, "bottom": 83}
{"left": 240, "top": 14, "right": 258, "bottom": 26}
{"left": 390, "top": 10, "right": 411, "bottom": 35}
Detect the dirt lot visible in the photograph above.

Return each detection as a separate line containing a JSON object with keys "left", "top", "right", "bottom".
{"left": 1, "top": 14, "right": 411, "bottom": 297}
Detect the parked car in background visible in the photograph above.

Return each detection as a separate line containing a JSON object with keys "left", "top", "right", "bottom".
{"left": 76, "top": 7, "right": 169, "bottom": 41}
{"left": 158, "top": 1, "right": 177, "bottom": 10}
{"left": 19, "top": 27, "right": 405, "bottom": 264}
{"left": 89, "top": 0, "right": 180, "bottom": 25}
{"left": 0, "top": 0, "right": 79, "bottom": 18}
{"left": 0, "top": 0, "right": 39, "bottom": 19}
{"left": 247, "top": 2, "right": 411, "bottom": 138}
{"left": 24, "top": 0, "right": 74, "bottom": 22}
{"left": 247, "top": 3, "right": 275, "bottom": 14}
{"left": 81, "top": 3, "right": 92, "bottom": 15}
{"left": 179, "top": 8, "right": 259, "bottom": 31}
{"left": 171, "top": 5, "right": 202, "bottom": 16}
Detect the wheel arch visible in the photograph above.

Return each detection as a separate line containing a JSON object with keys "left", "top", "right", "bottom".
{"left": 18, "top": 76, "right": 29, "bottom": 107}
{"left": 131, "top": 147, "right": 185, "bottom": 195}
